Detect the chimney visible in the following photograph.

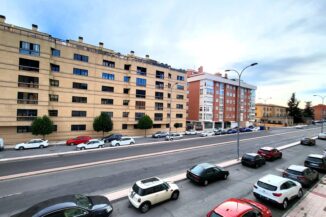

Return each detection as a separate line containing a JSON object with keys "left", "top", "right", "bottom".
{"left": 99, "top": 42, "right": 104, "bottom": 48}
{"left": 145, "top": 54, "right": 149, "bottom": 59}
{"left": 198, "top": 66, "right": 204, "bottom": 73}
{"left": 32, "top": 24, "right": 38, "bottom": 31}
{"left": 0, "top": 15, "right": 5, "bottom": 23}
{"left": 224, "top": 73, "right": 228, "bottom": 79}
{"left": 130, "top": 50, "right": 135, "bottom": 56}
{"left": 78, "top": 36, "right": 83, "bottom": 43}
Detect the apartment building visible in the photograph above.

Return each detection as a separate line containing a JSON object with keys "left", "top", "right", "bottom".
{"left": 0, "top": 15, "right": 187, "bottom": 144}
{"left": 312, "top": 104, "right": 326, "bottom": 121}
{"left": 255, "top": 103, "right": 293, "bottom": 126}
{"left": 187, "top": 66, "right": 256, "bottom": 130}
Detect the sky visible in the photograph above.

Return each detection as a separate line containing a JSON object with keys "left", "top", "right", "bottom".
{"left": 1, "top": 0, "right": 325, "bottom": 108}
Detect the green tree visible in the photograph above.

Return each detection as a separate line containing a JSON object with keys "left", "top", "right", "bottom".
{"left": 137, "top": 115, "right": 153, "bottom": 137}
{"left": 286, "top": 93, "right": 303, "bottom": 123}
{"left": 302, "top": 101, "right": 314, "bottom": 119}
{"left": 93, "top": 112, "right": 113, "bottom": 137}
{"left": 31, "top": 115, "right": 54, "bottom": 140}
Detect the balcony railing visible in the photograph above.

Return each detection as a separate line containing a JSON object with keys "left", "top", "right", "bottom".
{"left": 156, "top": 75, "right": 164, "bottom": 79}
{"left": 17, "top": 99, "right": 38, "bottom": 104}
{"left": 155, "top": 85, "right": 164, "bottom": 89}
{"left": 154, "top": 117, "right": 163, "bottom": 121}
{"left": 17, "top": 116, "right": 37, "bottom": 121}
{"left": 135, "top": 106, "right": 146, "bottom": 110}
{"left": 18, "top": 82, "right": 39, "bottom": 88}
{"left": 155, "top": 107, "right": 164, "bottom": 110}
{"left": 19, "top": 65, "right": 39, "bottom": 72}
{"left": 19, "top": 48, "right": 40, "bottom": 56}
{"left": 155, "top": 96, "right": 164, "bottom": 100}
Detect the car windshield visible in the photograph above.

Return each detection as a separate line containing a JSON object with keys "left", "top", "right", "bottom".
{"left": 243, "top": 154, "right": 255, "bottom": 160}
{"left": 210, "top": 212, "right": 223, "bottom": 217}
{"left": 75, "top": 195, "right": 92, "bottom": 209}
{"left": 307, "top": 157, "right": 323, "bottom": 163}
{"left": 132, "top": 183, "right": 145, "bottom": 196}
{"left": 286, "top": 169, "right": 303, "bottom": 176}
{"left": 257, "top": 181, "right": 277, "bottom": 191}
{"left": 259, "top": 149, "right": 270, "bottom": 154}
{"left": 190, "top": 165, "right": 205, "bottom": 176}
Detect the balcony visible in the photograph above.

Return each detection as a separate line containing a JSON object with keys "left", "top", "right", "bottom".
{"left": 155, "top": 85, "right": 164, "bottom": 90}
{"left": 18, "top": 82, "right": 39, "bottom": 88}
{"left": 154, "top": 117, "right": 163, "bottom": 121}
{"left": 17, "top": 116, "right": 37, "bottom": 121}
{"left": 17, "top": 99, "right": 38, "bottom": 104}
{"left": 155, "top": 106, "right": 164, "bottom": 111}
{"left": 155, "top": 96, "right": 164, "bottom": 100}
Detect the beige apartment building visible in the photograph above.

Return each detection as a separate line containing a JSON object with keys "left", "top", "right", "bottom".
{"left": 0, "top": 15, "right": 187, "bottom": 144}
{"left": 255, "top": 103, "right": 293, "bottom": 126}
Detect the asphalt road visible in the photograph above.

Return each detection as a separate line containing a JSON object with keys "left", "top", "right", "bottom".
{"left": 0, "top": 127, "right": 323, "bottom": 216}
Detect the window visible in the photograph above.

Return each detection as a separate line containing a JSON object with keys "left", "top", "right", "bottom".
{"left": 101, "top": 111, "right": 113, "bottom": 118}
{"left": 18, "top": 75, "right": 39, "bottom": 88}
{"left": 153, "top": 124, "right": 161, "bottom": 128}
{"left": 50, "top": 79, "right": 59, "bottom": 87}
{"left": 167, "top": 103, "right": 171, "bottom": 108}
{"left": 136, "top": 90, "right": 146, "bottom": 98}
{"left": 49, "top": 94, "right": 58, "bottom": 102}
{"left": 168, "top": 73, "right": 172, "bottom": 79}
{"left": 101, "top": 98, "right": 113, "bottom": 105}
{"left": 19, "top": 58, "right": 39, "bottom": 72}
{"left": 135, "top": 112, "right": 145, "bottom": 121}
{"left": 102, "top": 86, "right": 114, "bottom": 92}
{"left": 124, "top": 64, "right": 131, "bottom": 70}
{"left": 176, "top": 114, "right": 183, "bottom": 118}
{"left": 134, "top": 124, "right": 138, "bottom": 129}
{"left": 155, "top": 102, "right": 164, "bottom": 110}
{"left": 154, "top": 113, "right": 163, "bottom": 121}
{"left": 124, "top": 76, "right": 130, "bottom": 82}
{"left": 19, "top": 41, "right": 40, "bottom": 56}
{"left": 176, "top": 104, "right": 184, "bottom": 109}
{"left": 155, "top": 81, "right": 164, "bottom": 89}
{"left": 177, "top": 75, "right": 184, "bottom": 81}
{"left": 177, "top": 84, "right": 184, "bottom": 90}
{"left": 137, "top": 66, "right": 147, "bottom": 76}
{"left": 136, "top": 78, "right": 147, "bottom": 87}
{"left": 72, "top": 96, "right": 87, "bottom": 103}
{"left": 155, "top": 92, "right": 164, "bottom": 100}
{"left": 48, "top": 110, "right": 58, "bottom": 117}
{"left": 102, "top": 72, "right": 115, "bottom": 80}
{"left": 123, "top": 88, "right": 130, "bottom": 94}
{"left": 168, "top": 93, "right": 171, "bottom": 98}
{"left": 17, "top": 92, "right": 38, "bottom": 104}
{"left": 74, "top": 53, "right": 88, "bottom": 62}
{"left": 123, "top": 112, "right": 129, "bottom": 118}
{"left": 156, "top": 71, "right": 164, "bottom": 79}
{"left": 73, "top": 82, "right": 88, "bottom": 90}
{"left": 72, "top": 111, "right": 87, "bottom": 117}
{"left": 17, "top": 126, "right": 32, "bottom": 133}
{"left": 103, "top": 60, "right": 115, "bottom": 68}
{"left": 73, "top": 68, "right": 88, "bottom": 76}
{"left": 122, "top": 124, "right": 128, "bottom": 129}
{"left": 123, "top": 100, "right": 129, "bottom": 106}
{"left": 51, "top": 48, "right": 60, "bottom": 57}
{"left": 136, "top": 101, "right": 146, "bottom": 109}
{"left": 52, "top": 125, "right": 57, "bottom": 132}
{"left": 177, "top": 94, "right": 184, "bottom": 100}
{"left": 166, "top": 124, "right": 170, "bottom": 128}
{"left": 17, "top": 109, "right": 37, "bottom": 121}
{"left": 71, "top": 124, "right": 86, "bottom": 131}
{"left": 50, "top": 63, "right": 60, "bottom": 72}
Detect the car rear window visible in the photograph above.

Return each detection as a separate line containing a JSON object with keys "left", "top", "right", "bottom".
{"left": 257, "top": 181, "right": 277, "bottom": 191}
{"left": 259, "top": 149, "right": 270, "bottom": 154}
{"left": 75, "top": 195, "right": 92, "bottom": 209}
{"left": 190, "top": 165, "right": 205, "bottom": 176}
{"left": 243, "top": 154, "right": 255, "bottom": 160}
{"left": 307, "top": 157, "right": 323, "bottom": 163}
{"left": 286, "top": 169, "right": 303, "bottom": 176}
{"left": 210, "top": 212, "right": 223, "bottom": 217}
{"left": 132, "top": 184, "right": 145, "bottom": 196}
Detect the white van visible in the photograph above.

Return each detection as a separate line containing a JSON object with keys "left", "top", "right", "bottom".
{"left": 0, "top": 138, "right": 4, "bottom": 151}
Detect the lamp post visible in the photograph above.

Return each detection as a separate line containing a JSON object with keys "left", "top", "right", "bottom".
{"left": 259, "top": 97, "right": 272, "bottom": 129}
{"left": 169, "top": 82, "right": 178, "bottom": 136}
{"left": 313, "top": 94, "right": 325, "bottom": 133}
{"left": 226, "top": 63, "right": 258, "bottom": 160}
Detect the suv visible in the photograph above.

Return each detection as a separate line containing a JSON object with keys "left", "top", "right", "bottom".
{"left": 300, "top": 137, "right": 316, "bottom": 146}
{"left": 283, "top": 165, "right": 319, "bottom": 187}
{"left": 128, "top": 177, "right": 179, "bottom": 213}
{"left": 241, "top": 153, "right": 266, "bottom": 168}
{"left": 304, "top": 154, "right": 326, "bottom": 172}
{"left": 66, "top": 136, "right": 92, "bottom": 145}
{"left": 102, "top": 134, "right": 122, "bottom": 143}
{"left": 253, "top": 174, "right": 302, "bottom": 209}
{"left": 257, "top": 147, "right": 282, "bottom": 160}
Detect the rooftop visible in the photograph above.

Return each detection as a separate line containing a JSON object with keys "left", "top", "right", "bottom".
{"left": 255, "top": 103, "right": 287, "bottom": 109}
{"left": 288, "top": 165, "right": 307, "bottom": 172}
{"left": 308, "top": 154, "right": 324, "bottom": 159}
{"left": 136, "top": 177, "right": 163, "bottom": 189}
{"left": 259, "top": 174, "right": 287, "bottom": 186}
{"left": 259, "top": 147, "right": 275, "bottom": 151}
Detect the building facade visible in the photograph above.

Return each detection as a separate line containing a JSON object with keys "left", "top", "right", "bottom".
{"left": 0, "top": 16, "right": 187, "bottom": 144}
{"left": 255, "top": 103, "right": 293, "bottom": 126}
{"left": 186, "top": 66, "right": 256, "bottom": 130}
{"left": 312, "top": 104, "right": 326, "bottom": 121}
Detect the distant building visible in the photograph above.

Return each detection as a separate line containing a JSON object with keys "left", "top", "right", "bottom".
{"left": 186, "top": 66, "right": 256, "bottom": 130}
{"left": 312, "top": 104, "right": 326, "bottom": 121}
{"left": 255, "top": 103, "right": 293, "bottom": 126}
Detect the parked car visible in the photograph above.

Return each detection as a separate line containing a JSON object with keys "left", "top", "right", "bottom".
{"left": 77, "top": 139, "right": 105, "bottom": 150}
{"left": 0, "top": 138, "right": 4, "bottom": 151}
{"left": 206, "top": 198, "right": 272, "bottom": 217}
{"left": 128, "top": 177, "right": 179, "bottom": 213}
{"left": 257, "top": 147, "right": 282, "bottom": 160}
{"left": 295, "top": 125, "right": 307, "bottom": 129}
{"left": 185, "top": 129, "right": 197, "bottom": 135}
{"left": 151, "top": 131, "right": 169, "bottom": 138}
{"left": 304, "top": 154, "right": 326, "bottom": 172}
{"left": 187, "top": 163, "right": 229, "bottom": 186}
{"left": 253, "top": 174, "right": 303, "bottom": 209}
{"left": 165, "top": 133, "right": 183, "bottom": 140}
{"left": 227, "top": 129, "right": 237, "bottom": 134}
{"left": 318, "top": 132, "right": 326, "bottom": 140}
{"left": 66, "top": 136, "right": 92, "bottom": 145}
{"left": 252, "top": 127, "right": 261, "bottom": 132}
{"left": 283, "top": 165, "right": 319, "bottom": 187}
{"left": 111, "top": 137, "right": 135, "bottom": 146}
{"left": 213, "top": 129, "right": 223, "bottom": 135}
{"left": 300, "top": 137, "right": 316, "bottom": 146}
{"left": 200, "top": 131, "right": 215, "bottom": 137}
{"left": 102, "top": 134, "right": 122, "bottom": 143}
{"left": 241, "top": 153, "right": 266, "bottom": 168}
{"left": 15, "top": 139, "right": 48, "bottom": 150}
{"left": 11, "top": 194, "right": 113, "bottom": 217}
{"left": 221, "top": 128, "right": 229, "bottom": 134}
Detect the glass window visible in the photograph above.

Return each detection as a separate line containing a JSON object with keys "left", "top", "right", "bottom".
{"left": 74, "top": 53, "right": 89, "bottom": 62}
{"left": 19, "top": 41, "right": 40, "bottom": 56}
{"left": 136, "top": 66, "right": 147, "bottom": 76}
{"left": 102, "top": 86, "right": 114, "bottom": 92}
{"left": 49, "top": 94, "right": 59, "bottom": 102}
{"left": 73, "top": 82, "right": 88, "bottom": 90}
{"left": 72, "top": 111, "right": 87, "bottom": 117}
{"left": 71, "top": 125, "right": 86, "bottom": 131}
{"left": 73, "top": 68, "right": 88, "bottom": 76}
{"left": 51, "top": 48, "right": 60, "bottom": 57}
{"left": 49, "top": 79, "right": 59, "bottom": 87}
{"left": 177, "top": 85, "right": 184, "bottom": 90}
{"left": 19, "top": 58, "right": 39, "bottom": 72}
{"left": 103, "top": 60, "right": 115, "bottom": 68}
{"left": 72, "top": 96, "right": 87, "bottom": 103}
{"left": 177, "top": 75, "right": 184, "bottom": 81}
{"left": 102, "top": 72, "right": 115, "bottom": 80}
{"left": 48, "top": 110, "right": 58, "bottom": 117}
{"left": 136, "top": 90, "right": 146, "bottom": 98}
{"left": 50, "top": 63, "right": 60, "bottom": 72}
{"left": 124, "top": 76, "right": 130, "bottom": 82}
{"left": 136, "top": 78, "right": 147, "bottom": 87}
{"left": 101, "top": 98, "right": 113, "bottom": 105}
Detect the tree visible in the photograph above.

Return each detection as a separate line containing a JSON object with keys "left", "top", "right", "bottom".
{"left": 93, "top": 112, "right": 113, "bottom": 137}
{"left": 287, "top": 93, "right": 303, "bottom": 123}
{"left": 137, "top": 115, "right": 153, "bottom": 137}
{"left": 31, "top": 115, "right": 54, "bottom": 139}
{"left": 174, "top": 123, "right": 182, "bottom": 130}
{"left": 302, "top": 101, "right": 314, "bottom": 119}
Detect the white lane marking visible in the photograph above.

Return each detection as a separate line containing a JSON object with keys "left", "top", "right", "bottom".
{"left": 0, "top": 192, "right": 22, "bottom": 199}
{"left": 0, "top": 128, "right": 319, "bottom": 163}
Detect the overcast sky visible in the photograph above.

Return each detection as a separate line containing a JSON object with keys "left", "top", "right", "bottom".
{"left": 1, "top": 0, "right": 325, "bottom": 107}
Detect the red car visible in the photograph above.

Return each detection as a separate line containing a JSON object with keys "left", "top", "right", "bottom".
{"left": 66, "top": 136, "right": 92, "bottom": 145}
{"left": 257, "top": 146, "right": 282, "bottom": 160}
{"left": 206, "top": 198, "right": 272, "bottom": 217}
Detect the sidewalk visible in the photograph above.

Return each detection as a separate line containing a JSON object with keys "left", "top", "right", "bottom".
{"left": 285, "top": 175, "right": 326, "bottom": 217}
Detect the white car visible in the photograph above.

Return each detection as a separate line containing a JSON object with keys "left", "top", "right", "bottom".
{"left": 15, "top": 139, "right": 49, "bottom": 150}
{"left": 165, "top": 133, "right": 183, "bottom": 140}
{"left": 111, "top": 137, "right": 135, "bottom": 146}
{"left": 295, "top": 125, "right": 307, "bottom": 129}
{"left": 128, "top": 177, "right": 180, "bottom": 213}
{"left": 185, "top": 130, "right": 197, "bottom": 135}
{"left": 77, "top": 139, "right": 105, "bottom": 150}
{"left": 252, "top": 127, "right": 260, "bottom": 132}
{"left": 318, "top": 132, "right": 326, "bottom": 140}
{"left": 200, "top": 131, "right": 215, "bottom": 137}
{"left": 253, "top": 174, "right": 302, "bottom": 209}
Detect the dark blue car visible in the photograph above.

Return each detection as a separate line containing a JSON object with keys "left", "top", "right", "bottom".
{"left": 227, "top": 129, "right": 237, "bottom": 134}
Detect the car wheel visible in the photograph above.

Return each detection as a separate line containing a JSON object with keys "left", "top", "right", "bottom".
{"left": 297, "top": 189, "right": 303, "bottom": 198}
{"left": 171, "top": 191, "right": 179, "bottom": 200}
{"left": 116, "top": 143, "right": 120, "bottom": 146}
{"left": 139, "top": 202, "right": 150, "bottom": 213}
{"left": 203, "top": 180, "right": 209, "bottom": 186}
{"left": 130, "top": 142, "right": 135, "bottom": 145}
{"left": 282, "top": 199, "right": 288, "bottom": 209}
{"left": 39, "top": 145, "right": 44, "bottom": 149}
{"left": 81, "top": 147, "right": 86, "bottom": 150}
{"left": 223, "top": 174, "right": 228, "bottom": 180}
{"left": 99, "top": 145, "right": 103, "bottom": 148}
{"left": 19, "top": 146, "right": 24, "bottom": 150}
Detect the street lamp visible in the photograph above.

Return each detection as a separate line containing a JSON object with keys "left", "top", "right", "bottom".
{"left": 168, "top": 82, "right": 179, "bottom": 136}
{"left": 313, "top": 94, "right": 326, "bottom": 133}
{"left": 225, "top": 62, "right": 258, "bottom": 160}
{"left": 259, "top": 97, "right": 272, "bottom": 129}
